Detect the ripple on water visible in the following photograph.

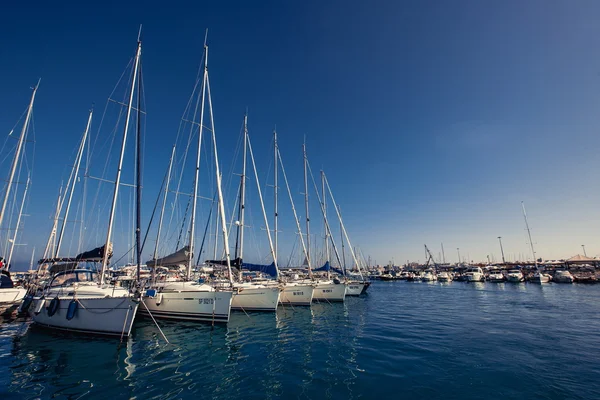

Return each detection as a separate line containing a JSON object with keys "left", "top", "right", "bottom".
{"left": 1, "top": 282, "right": 600, "bottom": 399}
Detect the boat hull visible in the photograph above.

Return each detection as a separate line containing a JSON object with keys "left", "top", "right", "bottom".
{"left": 345, "top": 282, "right": 365, "bottom": 296}
{"left": 140, "top": 290, "right": 232, "bottom": 323}
{"left": 30, "top": 296, "right": 138, "bottom": 337}
{"left": 231, "top": 286, "right": 280, "bottom": 311}
{"left": 312, "top": 282, "right": 346, "bottom": 302}
{"left": 279, "top": 284, "right": 314, "bottom": 306}
{"left": 0, "top": 287, "right": 26, "bottom": 305}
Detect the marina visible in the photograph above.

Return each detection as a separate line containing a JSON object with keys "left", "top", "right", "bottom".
{"left": 2, "top": 281, "right": 600, "bottom": 399}
{"left": 3, "top": 2, "right": 600, "bottom": 399}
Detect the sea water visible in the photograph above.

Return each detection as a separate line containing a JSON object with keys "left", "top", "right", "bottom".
{"left": 1, "top": 281, "right": 599, "bottom": 399}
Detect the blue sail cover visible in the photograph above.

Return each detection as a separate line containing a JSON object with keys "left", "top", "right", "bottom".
{"left": 242, "top": 261, "right": 278, "bottom": 277}
{"left": 314, "top": 261, "right": 344, "bottom": 275}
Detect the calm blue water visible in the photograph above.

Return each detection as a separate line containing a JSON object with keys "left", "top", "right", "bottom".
{"left": 1, "top": 281, "right": 600, "bottom": 399}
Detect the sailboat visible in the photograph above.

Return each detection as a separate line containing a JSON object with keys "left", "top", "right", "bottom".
{"left": 302, "top": 145, "right": 346, "bottom": 302}
{"left": 521, "top": 202, "right": 550, "bottom": 284}
{"left": 28, "top": 37, "right": 144, "bottom": 336}
{"left": 140, "top": 42, "right": 233, "bottom": 322}
{"left": 209, "top": 114, "right": 282, "bottom": 312}
{"left": 271, "top": 129, "right": 314, "bottom": 306}
{"left": 0, "top": 84, "right": 38, "bottom": 309}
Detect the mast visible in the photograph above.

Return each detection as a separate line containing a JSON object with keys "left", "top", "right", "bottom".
{"left": 441, "top": 242, "right": 446, "bottom": 264}
{"left": 247, "top": 131, "right": 279, "bottom": 276}
{"left": 188, "top": 45, "right": 207, "bottom": 280}
{"left": 152, "top": 145, "right": 175, "bottom": 284}
{"left": 521, "top": 201, "right": 538, "bottom": 268}
{"left": 273, "top": 129, "right": 278, "bottom": 263}
{"left": 497, "top": 236, "right": 506, "bottom": 264}
{"left": 7, "top": 175, "right": 29, "bottom": 268}
{"left": 135, "top": 61, "right": 143, "bottom": 283}
{"left": 303, "top": 141, "right": 311, "bottom": 271}
{"left": 56, "top": 109, "right": 92, "bottom": 257}
{"left": 0, "top": 82, "right": 39, "bottom": 231}
{"left": 323, "top": 172, "right": 364, "bottom": 281}
{"left": 100, "top": 39, "right": 142, "bottom": 285}
{"left": 204, "top": 45, "right": 234, "bottom": 285}
{"left": 340, "top": 211, "right": 346, "bottom": 274}
{"left": 43, "top": 188, "right": 62, "bottom": 260}
{"left": 234, "top": 115, "right": 248, "bottom": 267}
{"left": 277, "top": 146, "right": 312, "bottom": 277}
{"left": 321, "top": 170, "right": 330, "bottom": 279}
{"left": 29, "top": 247, "right": 35, "bottom": 271}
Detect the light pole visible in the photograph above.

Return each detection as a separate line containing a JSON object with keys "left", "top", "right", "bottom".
{"left": 498, "top": 236, "right": 506, "bottom": 264}
{"left": 582, "top": 244, "right": 587, "bottom": 257}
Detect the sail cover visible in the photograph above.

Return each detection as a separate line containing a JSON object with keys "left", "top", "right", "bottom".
{"left": 205, "top": 257, "right": 242, "bottom": 269}
{"left": 146, "top": 246, "right": 191, "bottom": 267}
{"left": 242, "top": 261, "right": 278, "bottom": 277}
{"left": 314, "top": 261, "right": 344, "bottom": 275}
{"left": 37, "top": 243, "right": 113, "bottom": 264}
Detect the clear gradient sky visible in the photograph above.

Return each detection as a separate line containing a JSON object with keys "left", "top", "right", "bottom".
{"left": 2, "top": 1, "right": 600, "bottom": 269}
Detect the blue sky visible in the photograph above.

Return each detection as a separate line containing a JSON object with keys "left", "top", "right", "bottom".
{"left": 2, "top": 1, "right": 600, "bottom": 269}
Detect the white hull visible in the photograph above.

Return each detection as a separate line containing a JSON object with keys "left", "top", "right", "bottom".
{"left": 466, "top": 273, "right": 484, "bottom": 282}
{"left": 506, "top": 275, "right": 524, "bottom": 283}
{"left": 30, "top": 295, "right": 138, "bottom": 336}
{"left": 231, "top": 286, "right": 280, "bottom": 311}
{"left": 345, "top": 282, "right": 365, "bottom": 296}
{"left": 0, "top": 287, "right": 27, "bottom": 305}
{"left": 531, "top": 273, "right": 551, "bottom": 284}
{"left": 140, "top": 289, "right": 232, "bottom": 323}
{"left": 312, "top": 281, "right": 346, "bottom": 302}
{"left": 279, "top": 283, "right": 314, "bottom": 306}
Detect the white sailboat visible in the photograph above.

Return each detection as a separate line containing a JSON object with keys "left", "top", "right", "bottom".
{"left": 29, "top": 37, "right": 144, "bottom": 337}
{"left": 521, "top": 202, "right": 549, "bottom": 284}
{"left": 0, "top": 83, "right": 38, "bottom": 310}
{"left": 227, "top": 117, "right": 281, "bottom": 311}
{"left": 141, "top": 43, "right": 233, "bottom": 322}
{"left": 273, "top": 132, "right": 315, "bottom": 306}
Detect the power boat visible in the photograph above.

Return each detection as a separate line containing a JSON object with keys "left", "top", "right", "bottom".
{"left": 487, "top": 269, "right": 505, "bottom": 282}
{"left": 437, "top": 271, "right": 452, "bottom": 282}
{"left": 506, "top": 269, "right": 524, "bottom": 283}
{"left": 553, "top": 270, "right": 574, "bottom": 283}
{"left": 464, "top": 267, "right": 484, "bottom": 282}
{"left": 420, "top": 269, "right": 437, "bottom": 282}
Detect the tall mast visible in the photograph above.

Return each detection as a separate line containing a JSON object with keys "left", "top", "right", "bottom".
{"left": 152, "top": 145, "right": 175, "bottom": 284}
{"left": 56, "top": 109, "right": 92, "bottom": 257}
{"left": 7, "top": 175, "right": 29, "bottom": 268}
{"left": 340, "top": 207, "right": 346, "bottom": 273}
{"left": 323, "top": 172, "right": 364, "bottom": 281}
{"left": 273, "top": 129, "right": 278, "bottom": 262}
{"left": 204, "top": 45, "right": 234, "bottom": 285}
{"left": 100, "top": 39, "right": 142, "bottom": 285}
{"left": 247, "top": 132, "right": 279, "bottom": 276}
{"left": 0, "top": 81, "right": 39, "bottom": 231}
{"left": 322, "top": 170, "right": 330, "bottom": 264}
{"left": 135, "top": 61, "right": 143, "bottom": 283}
{"left": 303, "top": 141, "right": 311, "bottom": 270}
{"left": 521, "top": 201, "right": 538, "bottom": 268}
{"left": 188, "top": 45, "right": 208, "bottom": 280}
{"left": 441, "top": 242, "right": 446, "bottom": 264}
{"left": 43, "top": 188, "right": 62, "bottom": 260}
{"left": 29, "top": 247, "right": 35, "bottom": 271}
{"left": 277, "top": 146, "right": 312, "bottom": 277}
{"left": 234, "top": 115, "right": 248, "bottom": 265}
